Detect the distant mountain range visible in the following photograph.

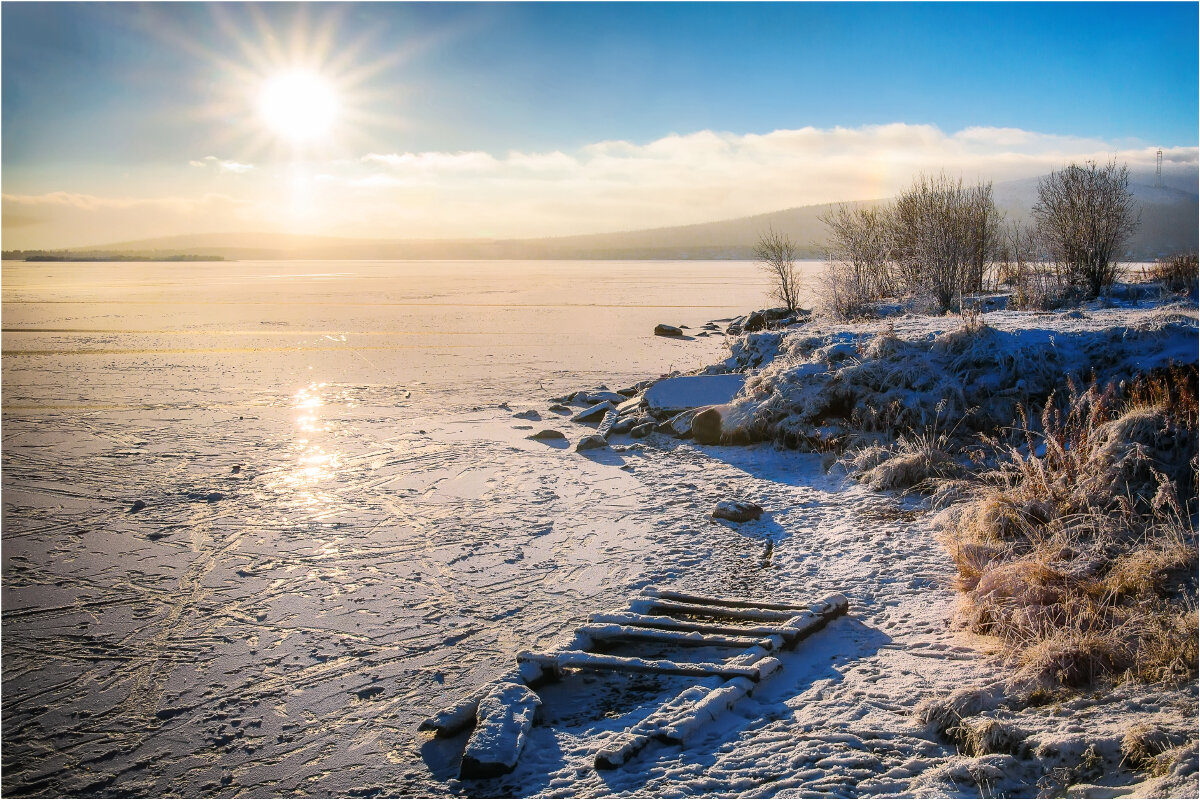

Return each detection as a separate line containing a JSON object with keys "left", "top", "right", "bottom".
{"left": 10, "top": 169, "right": 1197, "bottom": 262}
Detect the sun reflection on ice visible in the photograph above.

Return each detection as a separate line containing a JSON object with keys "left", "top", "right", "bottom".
{"left": 277, "top": 382, "right": 342, "bottom": 500}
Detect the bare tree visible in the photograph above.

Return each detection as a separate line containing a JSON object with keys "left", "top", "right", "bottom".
{"left": 1032, "top": 159, "right": 1140, "bottom": 298}
{"left": 889, "top": 173, "right": 1002, "bottom": 311}
{"left": 753, "top": 226, "right": 802, "bottom": 312}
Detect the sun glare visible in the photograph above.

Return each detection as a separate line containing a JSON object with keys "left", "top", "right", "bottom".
{"left": 258, "top": 70, "right": 339, "bottom": 143}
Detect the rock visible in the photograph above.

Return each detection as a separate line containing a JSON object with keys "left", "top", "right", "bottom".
{"left": 644, "top": 374, "right": 745, "bottom": 416}
{"left": 528, "top": 429, "right": 566, "bottom": 440}
{"left": 654, "top": 324, "right": 683, "bottom": 337}
{"left": 691, "top": 405, "right": 725, "bottom": 445}
{"left": 616, "top": 395, "right": 644, "bottom": 415}
{"left": 512, "top": 410, "right": 541, "bottom": 421}
{"left": 231, "top": 465, "right": 241, "bottom": 474}
{"left": 584, "top": 391, "right": 626, "bottom": 405}
{"left": 609, "top": 417, "right": 635, "bottom": 436}
{"left": 576, "top": 434, "right": 608, "bottom": 451}
{"left": 130, "top": 499, "right": 147, "bottom": 513}
{"left": 459, "top": 682, "right": 541, "bottom": 779}
{"left": 571, "top": 401, "right": 616, "bottom": 423}
{"left": 630, "top": 423, "right": 655, "bottom": 438}
{"left": 596, "top": 409, "right": 620, "bottom": 438}
{"left": 548, "top": 404, "right": 571, "bottom": 413}
{"left": 206, "top": 492, "right": 224, "bottom": 502}
{"left": 712, "top": 500, "right": 764, "bottom": 523}
{"left": 661, "top": 409, "right": 701, "bottom": 438}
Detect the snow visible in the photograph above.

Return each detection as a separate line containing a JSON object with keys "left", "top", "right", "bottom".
{"left": 643, "top": 373, "right": 747, "bottom": 414}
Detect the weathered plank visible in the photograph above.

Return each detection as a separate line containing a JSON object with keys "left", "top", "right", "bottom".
{"left": 577, "top": 623, "right": 777, "bottom": 652}
{"left": 642, "top": 586, "right": 813, "bottom": 612}
{"left": 588, "top": 611, "right": 798, "bottom": 639}
{"left": 517, "top": 650, "right": 765, "bottom": 681}
{"left": 630, "top": 598, "right": 800, "bottom": 622}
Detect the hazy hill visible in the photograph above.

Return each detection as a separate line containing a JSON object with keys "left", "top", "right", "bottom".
{"left": 36, "top": 168, "right": 1199, "bottom": 262}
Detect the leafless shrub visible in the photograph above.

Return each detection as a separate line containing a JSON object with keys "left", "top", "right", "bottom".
{"left": 890, "top": 173, "right": 1003, "bottom": 311}
{"left": 753, "top": 226, "right": 802, "bottom": 312}
{"left": 819, "top": 204, "right": 895, "bottom": 299}
{"left": 1033, "top": 159, "right": 1140, "bottom": 298}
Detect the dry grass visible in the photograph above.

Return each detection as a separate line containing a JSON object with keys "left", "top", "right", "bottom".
{"left": 1145, "top": 252, "right": 1199, "bottom": 295}
{"left": 935, "top": 367, "right": 1199, "bottom": 691}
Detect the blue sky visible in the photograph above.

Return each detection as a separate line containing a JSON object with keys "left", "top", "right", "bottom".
{"left": 2, "top": 2, "right": 1197, "bottom": 247}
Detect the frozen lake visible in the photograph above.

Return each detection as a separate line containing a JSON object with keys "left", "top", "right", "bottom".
{"left": 4, "top": 259, "right": 857, "bottom": 796}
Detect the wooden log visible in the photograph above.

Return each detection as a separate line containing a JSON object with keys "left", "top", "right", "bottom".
{"left": 517, "top": 650, "right": 764, "bottom": 681}
{"left": 642, "top": 586, "right": 813, "bottom": 612}
{"left": 630, "top": 598, "right": 800, "bottom": 622}
{"left": 588, "top": 612, "right": 797, "bottom": 640}
{"left": 577, "top": 623, "right": 775, "bottom": 652}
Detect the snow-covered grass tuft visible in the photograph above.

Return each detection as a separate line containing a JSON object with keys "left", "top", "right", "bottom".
{"left": 934, "top": 366, "right": 1199, "bottom": 690}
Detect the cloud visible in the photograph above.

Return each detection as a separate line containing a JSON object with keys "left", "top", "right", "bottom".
{"left": 189, "top": 155, "right": 254, "bottom": 173}
{"left": 342, "top": 124, "right": 1195, "bottom": 238}
{"left": 7, "top": 124, "right": 1196, "bottom": 246}
{"left": 2, "top": 191, "right": 253, "bottom": 248}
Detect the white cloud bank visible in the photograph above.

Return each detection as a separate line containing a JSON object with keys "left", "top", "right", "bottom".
{"left": 4, "top": 124, "right": 1195, "bottom": 247}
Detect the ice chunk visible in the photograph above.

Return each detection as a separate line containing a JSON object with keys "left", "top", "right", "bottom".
{"left": 644, "top": 374, "right": 745, "bottom": 415}
{"left": 459, "top": 681, "right": 541, "bottom": 779}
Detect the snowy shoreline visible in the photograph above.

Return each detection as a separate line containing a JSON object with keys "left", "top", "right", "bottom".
{"left": 428, "top": 291, "right": 1199, "bottom": 797}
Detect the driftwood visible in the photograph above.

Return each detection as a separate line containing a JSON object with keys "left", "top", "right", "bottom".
{"left": 642, "top": 586, "right": 813, "bottom": 612}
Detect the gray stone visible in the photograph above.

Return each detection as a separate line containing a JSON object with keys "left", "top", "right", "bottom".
{"left": 630, "top": 423, "right": 655, "bottom": 438}
{"left": 712, "top": 500, "right": 764, "bottom": 523}
{"left": 571, "top": 401, "right": 616, "bottom": 423}
{"left": 576, "top": 434, "right": 608, "bottom": 451}
{"left": 654, "top": 323, "right": 683, "bottom": 337}
{"left": 528, "top": 429, "right": 566, "bottom": 440}
{"left": 512, "top": 409, "right": 541, "bottom": 421}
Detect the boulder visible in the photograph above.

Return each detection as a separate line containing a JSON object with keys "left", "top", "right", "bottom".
{"left": 576, "top": 434, "right": 608, "bottom": 451}
{"left": 690, "top": 405, "right": 726, "bottom": 445}
{"left": 512, "top": 409, "right": 541, "bottom": 421}
{"left": 654, "top": 324, "right": 683, "bottom": 337}
{"left": 643, "top": 374, "right": 745, "bottom": 416}
{"left": 712, "top": 500, "right": 764, "bottom": 523}
{"left": 596, "top": 409, "right": 620, "bottom": 438}
{"left": 528, "top": 429, "right": 566, "bottom": 440}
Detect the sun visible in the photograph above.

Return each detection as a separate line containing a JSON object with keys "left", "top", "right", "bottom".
{"left": 258, "top": 70, "right": 339, "bottom": 143}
